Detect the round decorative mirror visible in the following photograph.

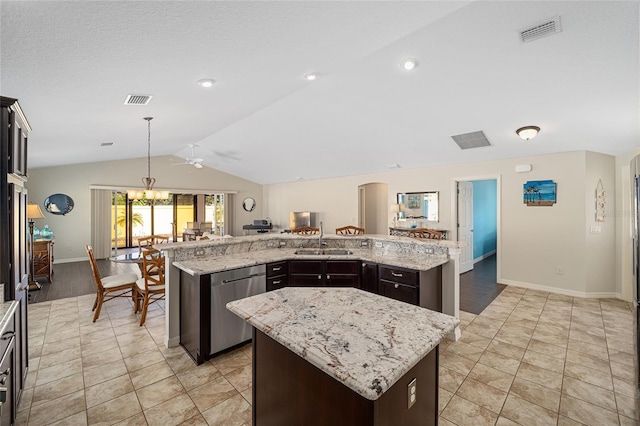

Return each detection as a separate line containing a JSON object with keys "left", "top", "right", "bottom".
{"left": 44, "top": 193, "right": 74, "bottom": 215}
{"left": 242, "top": 197, "right": 256, "bottom": 212}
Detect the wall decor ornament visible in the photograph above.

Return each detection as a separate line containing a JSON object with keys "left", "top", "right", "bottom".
{"left": 523, "top": 180, "right": 557, "bottom": 206}
{"left": 595, "top": 179, "right": 606, "bottom": 222}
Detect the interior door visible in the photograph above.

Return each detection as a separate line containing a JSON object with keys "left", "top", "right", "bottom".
{"left": 458, "top": 181, "right": 474, "bottom": 273}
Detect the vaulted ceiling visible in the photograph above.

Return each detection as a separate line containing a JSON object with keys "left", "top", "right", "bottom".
{"left": 2, "top": 1, "right": 638, "bottom": 184}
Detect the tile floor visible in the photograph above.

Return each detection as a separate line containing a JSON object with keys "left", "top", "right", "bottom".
{"left": 17, "top": 286, "right": 640, "bottom": 425}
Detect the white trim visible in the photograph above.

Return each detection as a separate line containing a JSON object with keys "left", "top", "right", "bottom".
{"left": 88, "top": 184, "right": 238, "bottom": 195}
{"left": 473, "top": 250, "right": 496, "bottom": 264}
{"left": 500, "top": 278, "right": 625, "bottom": 300}
{"left": 54, "top": 257, "right": 86, "bottom": 264}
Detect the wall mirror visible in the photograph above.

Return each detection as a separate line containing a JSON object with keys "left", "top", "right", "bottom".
{"left": 44, "top": 193, "right": 74, "bottom": 215}
{"left": 397, "top": 191, "right": 439, "bottom": 222}
{"left": 242, "top": 197, "right": 256, "bottom": 212}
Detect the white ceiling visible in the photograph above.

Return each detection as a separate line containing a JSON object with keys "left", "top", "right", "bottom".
{"left": 1, "top": 1, "right": 638, "bottom": 185}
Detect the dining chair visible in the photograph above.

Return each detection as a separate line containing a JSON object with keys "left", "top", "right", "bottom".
{"left": 407, "top": 228, "right": 443, "bottom": 239}
{"left": 135, "top": 248, "right": 166, "bottom": 326}
{"left": 85, "top": 245, "right": 138, "bottom": 322}
{"left": 291, "top": 225, "right": 320, "bottom": 235}
{"left": 335, "top": 225, "right": 365, "bottom": 235}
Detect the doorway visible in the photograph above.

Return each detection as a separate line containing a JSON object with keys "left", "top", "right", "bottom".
{"left": 452, "top": 176, "right": 502, "bottom": 314}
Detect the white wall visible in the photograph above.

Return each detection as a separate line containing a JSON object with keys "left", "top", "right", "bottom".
{"left": 27, "top": 156, "right": 263, "bottom": 261}
{"left": 264, "top": 150, "right": 625, "bottom": 298}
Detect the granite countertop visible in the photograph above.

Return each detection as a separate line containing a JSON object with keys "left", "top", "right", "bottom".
{"left": 227, "top": 287, "right": 458, "bottom": 400}
{"left": 173, "top": 248, "right": 449, "bottom": 276}
{"left": 0, "top": 301, "right": 18, "bottom": 336}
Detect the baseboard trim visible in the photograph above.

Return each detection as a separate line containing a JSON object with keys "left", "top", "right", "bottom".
{"left": 53, "top": 257, "right": 87, "bottom": 264}
{"left": 498, "top": 278, "right": 623, "bottom": 300}
{"left": 473, "top": 250, "right": 496, "bottom": 264}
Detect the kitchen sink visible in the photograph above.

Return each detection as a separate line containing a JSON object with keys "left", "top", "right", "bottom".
{"left": 294, "top": 249, "right": 353, "bottom": 255}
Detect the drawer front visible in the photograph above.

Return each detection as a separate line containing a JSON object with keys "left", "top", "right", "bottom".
{"left": 379, "top": 265, "right": 418, "bottom": 285}
{"left": 379, "top": 280, "right": 419, "bottom": 305}
{"left": 326, "top": 260, "right": 359, "bottom": 274}
{"left": 267, "top": 275, "right": 288, "bottom": 291}
{"left": 267, "top": 261, "right": 288, "bottom": 278}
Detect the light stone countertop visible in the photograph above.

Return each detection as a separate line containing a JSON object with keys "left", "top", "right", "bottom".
{"left": 173, "top": 247, "right": 449, "bottom": 276}
{"left": 0, "top": 301, "right": 17, "bottom": 336}
{"left": 226, "top": 287, "right": 458, "bottom": 400}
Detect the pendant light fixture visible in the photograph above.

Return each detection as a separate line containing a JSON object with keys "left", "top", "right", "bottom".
{"left": 128, "top": 117, "right": 169, "bottom": 200}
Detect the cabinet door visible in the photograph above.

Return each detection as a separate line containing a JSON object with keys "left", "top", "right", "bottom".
{"left": 360, "top": 262, "right": 378, "bottom": 294}
{"left": 325, "top": 274, "right": 359, "bottom": 287}
{"left": 325, "top": 260, "right": 359, "bottom": 288}
{"left": 10, "top": 184, "right": 28, "bottom": 401}
{"left": 379, "top": 280, "right": 419, "bottom": 305}
{"left": 289, "top": 260, "right": 324, "bottom": 287}
{"left": 289, "top": 274, "right": 324, "bottom": 287}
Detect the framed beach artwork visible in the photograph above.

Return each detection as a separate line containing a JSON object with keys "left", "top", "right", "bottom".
{"left": 523, "top": 180, "right": 557, "bottom": 206}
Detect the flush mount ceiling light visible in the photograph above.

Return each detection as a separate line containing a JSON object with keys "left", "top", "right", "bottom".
{"left": 197, "top": 79, "right": 215, "bottom": 88}
{"left": 516, "top": 126, "right": 541, "bottom": 141}
{"left": 400, "top": 58, "right": 419, "bottom": 70}
{"left": 304, "top": 73, "right": 318, "bottom": 81}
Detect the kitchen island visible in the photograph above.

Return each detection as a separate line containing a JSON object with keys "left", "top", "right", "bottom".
{"left": 227, "top": 287, "right": 458, "bottom": 425}
{"left": 161, "top": 233, "right": 464, "bottom": 352}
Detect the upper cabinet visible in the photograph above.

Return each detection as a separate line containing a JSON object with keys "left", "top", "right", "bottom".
{"left": 1, "top": 96, "right": 30, "bottom": 179}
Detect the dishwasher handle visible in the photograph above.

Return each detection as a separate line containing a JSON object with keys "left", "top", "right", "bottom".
{"left": 220, "top": 273, "right": 266, "bottom": 285}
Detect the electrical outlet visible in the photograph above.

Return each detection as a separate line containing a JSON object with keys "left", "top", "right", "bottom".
{"left": 361, "top": 241, "right": 368, "bottom": 247}
{"left": 195, "top": 248, "right": 205, "bottom": 256}
{"left": 374, "top": 242, "right": 383, "bottom": 248}
{"left": 590, "top": 225, "right": 602, "bottom": 234}
{"left": 426, "top": 247, "right": 434, "bottom": 254}
{"left": 407, "top": 378, "right": 417, "bottom": 409}
{"left": 279, "top": 241, "right": 287, "bottom": 247}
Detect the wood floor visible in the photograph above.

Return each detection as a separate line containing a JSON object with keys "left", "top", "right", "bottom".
{"left": 28, "top": 256, "right": 139, "bottom": 304}
{"left": 459, "top": 253, "right": 505, "bottom": 315}
{"left": 30, "top": 253, "right": 504, "bottom": 315}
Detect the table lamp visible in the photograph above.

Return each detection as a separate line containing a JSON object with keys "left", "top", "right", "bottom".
{"left": 390, "top": 204, "right": 400, "bottom": 227}
{"left": 27, "top": 203, "right": 45, "bottom": 291}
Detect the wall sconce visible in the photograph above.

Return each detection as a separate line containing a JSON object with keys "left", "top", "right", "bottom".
{"left": 516, "top": 126, "right": 540, "bottom": 140}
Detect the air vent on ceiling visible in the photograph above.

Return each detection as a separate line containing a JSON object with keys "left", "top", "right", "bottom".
{"left": 519, "top": 16, "right": 562, "bottom": 43}
{"left": 123, "top": 94, "right": 153, "bottom": 105}
{"left": 100, "top": 142, "right": 114, "bottom": 147}
{"left": 451, "top": 131, "right": 491, "bottom": 150}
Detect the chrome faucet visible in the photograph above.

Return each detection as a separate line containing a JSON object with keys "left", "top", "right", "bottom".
{"left": 319, "top": 221, "right": 326, "bottom": 247}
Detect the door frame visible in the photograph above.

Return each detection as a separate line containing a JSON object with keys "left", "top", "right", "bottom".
{"left": 450, "top": 174, "right": 502, "bottom": 282}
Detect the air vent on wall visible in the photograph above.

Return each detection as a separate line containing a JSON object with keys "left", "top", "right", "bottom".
{"left": 123, "top": 94, "right": 153, "bottom": 105}
{"left": 451, "top": 131, "right": 491, "bottom": 150}
{"left": 519, "top": 16, "right": 562, "bottom": 43}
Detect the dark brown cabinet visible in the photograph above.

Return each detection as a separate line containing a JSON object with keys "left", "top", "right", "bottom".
{"left": 289, "top": 260, "right": 360, "bottom": 288}
{"left": 360, "top": 261, "right": 378, "bottom": 294}
{"left": 379, "top": 265, "right": 419, "bottom": 305}
{"left": 0, "top": 310, "right": 15, "bottom": 426}
{"left": 0, "top": 96, "right": 30, "bottom": 425}
{"left": 266, "top": 261, "right": 288, "bottom": 291}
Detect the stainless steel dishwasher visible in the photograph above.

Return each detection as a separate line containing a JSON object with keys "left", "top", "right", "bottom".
{"left": 210, "top": 264, "right": 266, "bottom": 355}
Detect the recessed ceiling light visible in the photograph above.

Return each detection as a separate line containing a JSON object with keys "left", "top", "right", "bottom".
{"left": 516, "top": 126, "right": 540, "bottom": 140}
{"left": 197, "top": 79, "right": 215, "bottom": 88}
{"left": 304, "top": 73, "right": 318, "bottom": 81}
{"left": 400, "top": 58, "right": 419, "bottom": 71}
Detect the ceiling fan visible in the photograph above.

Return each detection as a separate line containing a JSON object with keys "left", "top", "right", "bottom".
{"left": 173, "top": 144, "right": 204, "bottom": 169}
